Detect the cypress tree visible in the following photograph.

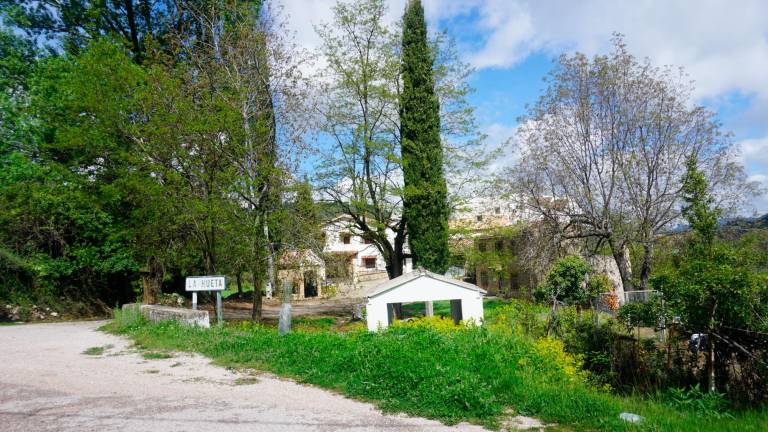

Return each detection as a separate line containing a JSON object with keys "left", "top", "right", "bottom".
{"left": 400, "top": 0, "right": 450, "bottom": 273}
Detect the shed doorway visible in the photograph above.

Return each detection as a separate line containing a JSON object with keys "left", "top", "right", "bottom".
{"left": 387, "top": 299, "right": 463, "bottom": 325}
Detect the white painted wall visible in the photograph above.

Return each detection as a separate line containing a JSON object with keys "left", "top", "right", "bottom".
{"left": 366, "top": 275, "right": 484, "bottom": 331}
{"left": 323, "top": 217, "right": 412, "bottom": 274}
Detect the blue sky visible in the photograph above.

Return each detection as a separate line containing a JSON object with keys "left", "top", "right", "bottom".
{"left": 279, "top": 0, "right": 768, "bottom": 214}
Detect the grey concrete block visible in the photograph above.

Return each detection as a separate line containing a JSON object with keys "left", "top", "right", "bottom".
{"left": 122, "top": 303, "right": 210, "bottom": 328}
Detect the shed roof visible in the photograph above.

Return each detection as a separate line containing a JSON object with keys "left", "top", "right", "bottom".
{"left": 366, "top": 268, "right": 486, "bottom": 299}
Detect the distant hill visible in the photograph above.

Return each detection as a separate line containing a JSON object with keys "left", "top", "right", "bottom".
{"left": 723, "top": 213, "right": 768, "bottom": 230}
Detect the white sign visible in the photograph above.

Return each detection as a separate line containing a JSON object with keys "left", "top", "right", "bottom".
{"left": 186, "top": 276, "right": 227, "bottom": 292}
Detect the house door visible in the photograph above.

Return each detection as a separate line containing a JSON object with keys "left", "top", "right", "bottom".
{"left": 303, "top": 271, "right": 318, "bottom": 297}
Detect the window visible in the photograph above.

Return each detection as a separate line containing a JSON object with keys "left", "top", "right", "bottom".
{"left": 341, "top": 233, "right": 351, "bottom": 244}
{"left": 478, "top": 240, "right": 487, "bottom": 252}
{"left": 363, "top": 257, "right": 377, "bottom": 269}
{"left": 363, "top": 237, "right": 373, "bottom": 244}
{"left": 476, "top": 215, "right": 483, "bottom": 222}
{"left": 495, "top": 239, "right": 504, "bottom": 251}
{"left": 494, "top": 207, "right": 501, "bottom": 215}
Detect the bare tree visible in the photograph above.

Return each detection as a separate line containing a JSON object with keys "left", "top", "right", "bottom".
{"left": 511, "top": 35, "right": 752, "bottom": 290}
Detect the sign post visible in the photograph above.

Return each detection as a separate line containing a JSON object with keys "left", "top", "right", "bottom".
{"left": 185, "top": 276, "right": 227, "bottom": 325}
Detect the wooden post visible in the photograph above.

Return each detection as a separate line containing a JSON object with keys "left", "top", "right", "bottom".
{"left": 278, "top": 280, "right": 293, "bottom": 335}
{"left": 425, "top": 301, "right": 434, "bottom": 317}
{"left": 215, "top": 291, "right": 223, "bottom": 325}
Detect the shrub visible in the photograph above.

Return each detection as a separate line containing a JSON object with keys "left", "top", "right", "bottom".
{"left": 665, "top": 384, "right": 732, "bottom": 419}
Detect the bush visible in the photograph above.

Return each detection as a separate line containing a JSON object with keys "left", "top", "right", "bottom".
{"left": 664, "top": 384, "right": 732, "bottom": 419}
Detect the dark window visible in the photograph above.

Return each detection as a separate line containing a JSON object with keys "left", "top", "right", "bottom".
{"left": 494, "top": 207, "right": 501, "bottom": 214}
{"left": 363, "top": 238, "right": 373, "bottom": 244}
{"left": 495, "top": 239, "right": 504, "bottom": 251}
{"left": 478, "top": 240, "right": 487, "bottom": 252}
{"left": 363, "top": 257, "right": 377, "bottom": 269}
{"left": 342, "top": 233, "right": 351, "bottom": 244}
{"left": 476, "top": 215, "right": 483, "bottom": 222}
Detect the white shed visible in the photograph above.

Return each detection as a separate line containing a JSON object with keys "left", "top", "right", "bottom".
{"left": 365, "top": 268, "right": 486, "bottom": 331}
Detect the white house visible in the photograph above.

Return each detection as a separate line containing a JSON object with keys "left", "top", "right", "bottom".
{"left": 323, "top": 215, "right": 412, "bottom": 294}
{"left": 365, "top": 268, "right": 486, "bottom": 331}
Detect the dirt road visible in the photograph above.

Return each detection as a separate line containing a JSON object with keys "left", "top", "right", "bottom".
{"left": 221, "top": 297, "right": 363, "bottom": 321}
{"left": 0, "top": 321, "right": 486, "bottom": 432}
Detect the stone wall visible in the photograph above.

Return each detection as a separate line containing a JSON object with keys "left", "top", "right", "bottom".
{"left": 122, "top": 303, "right": 210, "bottom": 328}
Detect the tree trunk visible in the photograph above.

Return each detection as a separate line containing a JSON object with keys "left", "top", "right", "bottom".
{"left": 141, "top": 256, "right": 162, "bottom": 304}
{"left": 388, "top": 233, "right": 406, "bottom": 319}
{"left": 251, "top": 271, "right": 263, "bottom": 322}
{"left": 264, "top": 224, "right": 275, "bottom": 298}
{"left": 610, "top": 241, "right": 634, "bottom": 292}
{"left": 638, "top": 242, "right": 653, "bottom": 290}
{"left": 707, "top": 333, "right": 717, "bottom": 393}
{"left": 123, "top": 0, "right": 141, "bottom": 57}
{"left": 236, "top": 272, "right": 243, "bottom": 297}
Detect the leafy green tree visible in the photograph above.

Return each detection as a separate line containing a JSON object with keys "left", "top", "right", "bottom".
{"left": 540, "top": 255, "right": 592, "bottom": 306}
{"left": 653, "top": 156, "right": 768, "bottom": 393}
{"left": 681, "top": 155, "right": 721, "bottom": 248}
{"left": 1, "top": 0, "right": 188, "bottom": 59}
{"left": 0, "top": 40, "right": 144, "bottom": 306}
{"left": 537, "top": 255, "right": 592, "bottom": 334}
{"left": 400, "top": 0, "right": 449, "bottom": 274}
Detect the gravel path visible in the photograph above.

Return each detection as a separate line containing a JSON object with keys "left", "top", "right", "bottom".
{"left": 0, "top": 321, "right": 487, "bottom": 432}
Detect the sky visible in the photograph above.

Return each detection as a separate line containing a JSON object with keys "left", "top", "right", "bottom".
{"left": 277, "top": 0, "right": 768, "bottom": 215}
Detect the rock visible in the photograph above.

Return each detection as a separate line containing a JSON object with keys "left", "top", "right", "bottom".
{"left": 619, "top": 412, "right": 644, "bottom": 424}
{"left": 351, "top": 303, "right": 364, "bottom": 321}
{"left": 50, "top": 312, "right": 59, "bottom": 317}
{"left": 121, "top": 303, "right": 210, "bottom": 328}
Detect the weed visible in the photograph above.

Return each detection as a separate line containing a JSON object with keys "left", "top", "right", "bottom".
{"left": 234, "top": 377, "right": 259, "bottom": 385}
{"left": 142, "top": 351, "right": 173, "bottom": 360}
{"left": 82, "top": 344, "right": 112, "bottom": 356}
{"left": 664, "top": 384, "right": 733, "bottom": 419}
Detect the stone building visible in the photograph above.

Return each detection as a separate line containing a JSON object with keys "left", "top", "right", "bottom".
{"left": 277, "top": 249, "right": 326, "bottom": 299}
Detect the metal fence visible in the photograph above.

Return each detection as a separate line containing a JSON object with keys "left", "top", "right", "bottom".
{"left": 594, "top": 289, "right": 660, "bottom": 316}
{"left": 623, "top": 290, "right": 659, "bottom": 304}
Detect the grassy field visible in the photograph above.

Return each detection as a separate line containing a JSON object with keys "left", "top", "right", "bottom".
{"left": 104, "top": 302, "right": 768, "bottom": 431}
{"left": 401, "top": 299, "right": 508, "bottom": 319}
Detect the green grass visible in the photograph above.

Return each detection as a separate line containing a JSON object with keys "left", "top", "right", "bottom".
{"left": 82, "top": 344, "right": 112, "bottom": 355}
{"left": 402, "top": 298, "right": 507, "bottom": 319}
{"left": 103, "top": 305, "right": 767, "bottom": 431}
{"left": 142, "top": 351, "right": 173, "bottom": 360}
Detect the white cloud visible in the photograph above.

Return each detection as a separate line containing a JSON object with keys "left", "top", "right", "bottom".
{"left": 443, "top": 0, "right": 768, "bottom": 102}
{"left": 738, "top": 137, "right": 768, "bottom": 167}
{"left": 278, "top": 0, "right": 768, "bottom": 102}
